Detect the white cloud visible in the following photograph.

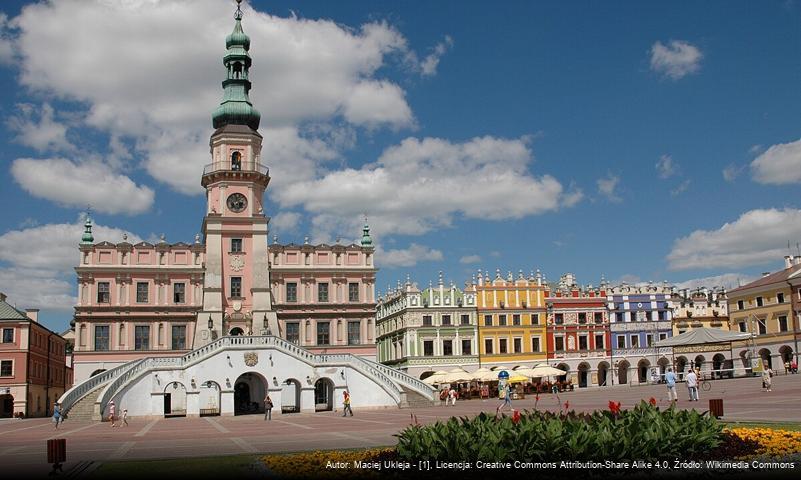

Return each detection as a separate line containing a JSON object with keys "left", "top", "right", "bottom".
{"left": 750, "top": 138, "right": 801, "bottom": 185}
{"left": 656, "top": 154, "right": 678, "bottom": 179}
{"left": 459, "top": 254, "right": 481, "bottom": 264}
{"left": 667, "top": 208, "right": 801, "bottom": 270}
{"left": 271, "top": 212, "right": 302, "bottom": 236}
{"left": 650, "top": 40, "right": 702, "bottom": 80}
{"left": 9, "top": 0, "right": 422, "bottom": 197}
{"left": 670, "top": 179, "right": 691, "bottom": 196}
{"left": 722, "top": 164, "right": 745, "bottom": 182}
{"left": 378, "top": 243, "right": 443, "bottom": 268}
{"left": 11, "top": 158, "right": 155, "bottom": 215}
{"left": 6, "top": 103, "right": 75, "bottom": 153}
{"left": 675, "top": 273, "right": 758, "bottom": 292}
{"left": 277, "top": 136, "right": 573, "bottom": 238}
{"left": 420, "top": 36, "right": 453, "bottom": 76}
{"left": 0, "top": 220, "right": 142, "bottom": 311}
{"left": 597, "top": 173, "right": 621, "bottom": 202}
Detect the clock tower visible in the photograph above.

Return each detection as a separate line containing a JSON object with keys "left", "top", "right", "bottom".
{"left": 196, "top": 0, "right": 278, "bottom": 346}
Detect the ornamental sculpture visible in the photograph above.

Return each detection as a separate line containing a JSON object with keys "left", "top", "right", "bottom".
{"left": 244, "top": 352, "right": 258, "bottom": 367}
{"left": 230, "top": 254, "right": 245, "bottom": 272}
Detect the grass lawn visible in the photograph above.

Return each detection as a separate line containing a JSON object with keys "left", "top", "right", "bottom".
{"left": 87, "top": 454, "right": 265, "bottom": 479}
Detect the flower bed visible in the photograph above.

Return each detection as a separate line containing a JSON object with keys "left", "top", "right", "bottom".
{"left": 724, "top": 428, "right": 801, "bottom": 458}
{"left": 262, "top": 448, "right": 395, "bottom": 479}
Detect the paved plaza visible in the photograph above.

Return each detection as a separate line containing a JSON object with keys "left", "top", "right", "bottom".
{"left": 1, "top": 374, "right": 799, "bottom": 476}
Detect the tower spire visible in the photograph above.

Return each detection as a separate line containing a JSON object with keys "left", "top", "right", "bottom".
{"left": 360, "top": 216, "right": 373, "bottom": 247}
{"left": 81, "top": 212, "right": 94, "bottom": 245}
{"left": 212, "top": 0, "right": 261, "bottom": 131}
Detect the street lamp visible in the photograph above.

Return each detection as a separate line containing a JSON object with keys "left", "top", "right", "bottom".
{"left": 208, "top": 316, "right": 213, "bottom": 330}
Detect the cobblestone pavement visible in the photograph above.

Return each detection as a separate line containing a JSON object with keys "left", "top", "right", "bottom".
{"left": 1, "top": 373, "right": 798, "bottom": 476}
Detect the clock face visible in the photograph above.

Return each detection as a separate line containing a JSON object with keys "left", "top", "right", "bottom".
{"left": 226, "top": 193, "right": 247, "bottom": 213}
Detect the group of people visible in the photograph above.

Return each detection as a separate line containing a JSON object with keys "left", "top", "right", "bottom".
{"left": 261, "top": 390, "right": 353, "bottom": 419}
{"left": 783, "top": 359, "right": 798, "bottom": 374}
{"left": 664, "top": 366, "right": 702, "bottom": 402}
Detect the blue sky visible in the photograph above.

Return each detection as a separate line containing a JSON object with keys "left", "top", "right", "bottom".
{"left": 1, "top": 0, "right": 800, "bottom": 333}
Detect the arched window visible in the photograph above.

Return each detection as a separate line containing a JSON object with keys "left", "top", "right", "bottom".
{"left": 231, "top": 151, "right": 241, "bottom": 171}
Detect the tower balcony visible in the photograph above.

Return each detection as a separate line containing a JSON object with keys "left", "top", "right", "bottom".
{"left": 201, "top": 161, "right": 270, "bottom": 187}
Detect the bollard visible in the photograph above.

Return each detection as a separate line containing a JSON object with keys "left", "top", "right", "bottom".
{"left": 709, "top": 399, "right": 724, "bottom": 418}
{"left": 47, "top": 438, "right": 66, "bottom": 475}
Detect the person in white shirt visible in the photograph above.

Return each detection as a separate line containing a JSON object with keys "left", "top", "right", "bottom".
{"left": 448, "top": 388, "right": 457, "bottom": 406}
{"left": 685, "top": 369, "right": 698, "bottom": 401}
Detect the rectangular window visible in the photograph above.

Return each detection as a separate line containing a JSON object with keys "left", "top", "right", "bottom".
{"left": 230, "top": 277, "right": 242, "bottom": 298}
{"left": 658, "top": 310, "right": 666, "bottom": 321}
{"left": 97, "top": 282, "right": 110, "bottom": 303}
{"left": 758, "top": 319, "right": 767, "bottom": 335}
{"left": 594, "top": 334, "right": 604, "bottom": 349}
{"left": 578, "top": 336, "right": 588, "bottom": 350}
{"left": 424, "top": 340, "right": 434, "bottom": 356}
{"left": 286, "top": 322, "right": 300, "bottom": 344}
{"left": 441, "top": 315, "right": 451, "bottom": 326}
{"left": 484, "top": 315, "right": 492, "bottom": 326}
{"left": 555, "top": 313, "right": 564, "bottom": 324}
{"left": 531, "top": 313, "right": 539, "bottom": 325}
{"left": 615, "top": 312, "right": 624, "bottom": 323}
{"left": 594, "top": 312, "right": 603, "bottom": 324}
{"left": 2, "top": 328, "right": 13, "bottom": 343}
{"left": 555, "top": 336, "right": 564, "bottom": 351}
{"left": 443, "top": 340, "right": 453, "bottom": 356}
{"left": 778, "top": 316, "right": 788, "bottom": 332}
{"left": 739, "top": 322, "right": 747, "bottom": 332}
{"left": 617, "top": 336, "right": 626, "bottom": 349}
{"left": 461, "top": 314, "right": 470, "bottom": 325}
{"left": 316, "top": 322, "right": 330, "bottom": 345}
{"left": 630, "top": 335, "right": 639, "bottom": 348}
{"left": 531, "top": 337, "right": 540, "bottom": 352}
{"left": 94, "top": 325, "right": 109, "bottom": 351}
{"left": 135, "top": 325, "right": 150, "bottom": 351}
{"left": 348, "top": 283, "right": 359, "bottom": 302}
{"left": 136, "top": 282, "right": 149, "bottom": 303}
{"left": 513, "top": 337, "right": 522, "bottom": 353}
{"left": 173, "top": 283, "right": 185, "bottom": 304}
{"left": 777, "top": 293, "right": 785, "bottom": 304}
{"left": 230, "top": 238, "right": 242, "bottom": 253}
{"left": 423, "top": 315, "right": 433, "bottom": 326}
{"left": 347, "top": 321, "right": 361, "bottom": 345}
{"left": 756, "top": 297, "right": 764, "bottom": 307}
{"left": 462, "top": 339, "right": 472, "bottom": 355}
{"left": 659, "top": 333, "right": 668, "bottom": 341}
{"left": 512, "top": 314, "right": 521, "bottom": 326}
{"left": 499, "top": 338, "right": 508, "bottom": 354}
{"left": 737, "top": 300, "right": 744, "bottom": 310}
{"left": 0, "top": 360, "right": 11, "bottom": 377}
{"left": 286, "top": 283, "right": 297, "bottom": 302}
{"left": 498, "top": 314, "right": 507, "bottom": 326}
{"left": 646, "top": 334, "right": 653, "bottom": 347}
{"left": 578, "top": 312, "right": 587, "bottom": 324}
{"left": 171, "top": 325, "right": 186, "bottom": 350}
{"left": 318, "top": 283, "right": 329, "bottom": 302}
{"left": 484, "top": 338, "right": 494, "bottom": 354}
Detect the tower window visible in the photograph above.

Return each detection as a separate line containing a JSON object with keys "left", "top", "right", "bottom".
{"left": 231, "top": 238, "right": 243, "bottom": 253}
{"left": 231, "top": 151, "right": 242, "bottom": 171}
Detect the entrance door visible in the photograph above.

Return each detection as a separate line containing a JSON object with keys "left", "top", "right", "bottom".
{"left": 164, "top": 393, "right": 172, "bottom": 414}
{"left": 0, "top": 395, "right": 13, "bottom": 418}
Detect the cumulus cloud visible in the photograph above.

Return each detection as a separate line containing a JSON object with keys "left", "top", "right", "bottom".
{"left": 722, "top": 163, "right": 745, "bottom": 182}
{"left": 6, "top": 103, "right": 74, "bottom": 153}
{"left": 675, "top": 273, "right": 758, "bottom": 292}
{"left": 750, "top": 138, "right": 801, "bottom": 185}
{"left": 0, "top": 220, "right": 142, "bottom": 311}
{"left": 10, "top": 0, "right": 424, "bottom": 196}
{"left": 459, "top": 254, "right": 482, "bottom": 264}
{"left": 270, "top": 212, "right": 302, "bottom": 236}
{"left": 667, "top": 208, "right": 801, "bottom": 270}
{"left": 650, "top": 40, "right": 702, "bottom": 80}
{"left": 420, "top": 36, "right": 453, "bottom": 76}
{"left": 656, "top": 154, "right": 678, "bottom": 179}
{"left": 11, "top": 158, "right": 155, "bottom": 215}
{"left": 597, "top": 173, "right": 621, "bottom": 202}
{"left": 276, "top": 136, "right": 574, "bottom": 238}
{"left": 378, "top": 243, "right": 443, "bottom": 268}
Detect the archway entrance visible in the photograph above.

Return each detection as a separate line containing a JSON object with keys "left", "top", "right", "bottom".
{"left": 0, "top": 394, "right": 13, "bottom": 418}
{"left": 555, "top": 363, "right": 569, "bottom": 383}
{"left": 234, "top": 372, "right": 267, "bottom": 415}
{"left": 759, "top": 349, "right": 772, "bottom": 369}
{"left": 657, "top": 357, "right": 670, "bottom": 380}
{"left": 637, "top": 359, "right": 650, "bottom": 384}
{"left": 230, "top": 327, "right": 245, "bottom": 336}
{"left": 164, "top": 382, "right": 187, "bottom": 417}
{"left": 693, "top": 355, "right": 705, "bottom": 371}
{"left": 282, "top": 378, "right": 301, "bottom": 413}
{"left": 314, "top": 378, "right": 334, "bottom": 412}
{"left": 597, "top": 361, "right": 609, "bottom": 386}
{"left": 577, "top": 362, "right": 590, "bottom": 388}
{"left": 617, "top": 360, "right": 630, "bottom": 385}
{"left": 712, "top": 354, "right": 726, "bottom": 378}
{"left": 779, "top": 346, "right": 794, "bottom": 369}
{"left": 199, "top": 381, "right": 221, "bottom": 416}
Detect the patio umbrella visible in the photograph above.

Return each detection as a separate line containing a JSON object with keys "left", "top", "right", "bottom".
{"left": 422, "top": 371, "right": 449, "bottom": 385}
{"left": 512, "top": 367, "right": 539, "bottom": 377}
{"left": 507, "top": 373, "right": 530, "bottom": 383}
{"left": 442, "top": 368, "right": 472, "bottom": 383}
{"left": 470, "top": 367, "right": 492, "bottom": 381}
{"left": 528, "top": 364, "right": 568, "bottom": 377}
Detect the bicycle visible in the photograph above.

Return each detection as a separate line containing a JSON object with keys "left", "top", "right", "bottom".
{"left": 700, "top": 374, "right": 712, "bottom": 392}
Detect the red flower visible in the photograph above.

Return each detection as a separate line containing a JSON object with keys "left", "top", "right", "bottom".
{"left": 608, "top": 401, "right": 621, "bottom": 415}
{"left": 512, "top": 409, "right": 521, "bottom": 424}
{"left": 649, "top": 397, "right": 657, "bottom": 407}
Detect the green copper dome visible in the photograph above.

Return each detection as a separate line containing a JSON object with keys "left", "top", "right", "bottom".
{"left": 361, "top": 223, "right": 373, "bottom": 247}
{"left": 81, "top": 216, "right": 94, "bottom": 244}
{"left": 212, "top": 4, "right": 260, "bottom": 131}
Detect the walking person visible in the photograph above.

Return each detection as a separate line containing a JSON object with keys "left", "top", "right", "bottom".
{"left": 762, "top": 367, "right": 773, "bottom": 392}
{"left": 448, "top": 388, "right": 457, "bottom": 406}
{"left": 665, "top": 367, "right": 678, "bottom": 404}
{"left": 107, "top": 400, "right": 117, "bottom": 427}
{"left": 264, "top": 394, "right": 273, "bottom": 421}
{"left": 342, "top": 390, "right": 353, "bottom": 417}
{"left": 121, "top": 409, "right": 128, "bottom": 427}
{"left": 52, "top": 403, "right": 61, "bottom": 430}
{"left": 496, "top": 383, "right": 513, "bottom": 414}
{"left": 685, "top": 368, "right": 698, "bottom": 402}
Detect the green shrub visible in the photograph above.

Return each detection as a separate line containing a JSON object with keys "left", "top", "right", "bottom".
{"left": 395, "top": 401, "right": 722, "bottom": 461}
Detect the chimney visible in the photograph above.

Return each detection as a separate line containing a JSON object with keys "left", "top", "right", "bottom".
{"left": 0, "top": 292, "right": 6, "bottom": 302}
{"left": 785, "top": 255, "right": 793, "bottom": 269}
{"left": 26, "top": 309, "right": 39, "bottom": 323}
{"left": 794, "top": 256, "right": 801, "bottom": 266}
